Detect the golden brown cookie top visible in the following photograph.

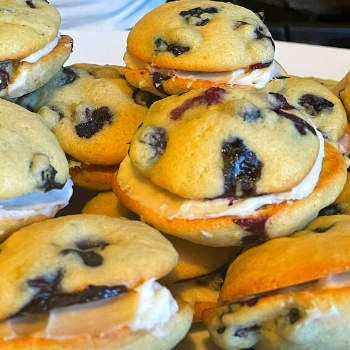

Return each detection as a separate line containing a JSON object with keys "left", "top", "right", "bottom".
{"left": 18, "top": 64, "right": 149, "bottom": 165}
{"left": 126, "top": 1, "right": 275, "bottom": 72}
{"left": 129, "top": 87, "right": 321, "bottom": 199}
{"left": 0, "top": 0, "right": 60, "bottom": 61}
{"left": 220, "top": 215, "right": 350, "bottom": 302}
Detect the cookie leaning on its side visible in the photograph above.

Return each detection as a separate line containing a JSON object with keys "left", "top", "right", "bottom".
{"left": 0, "top": 99, "right": 72, "bottom": 241}
{"left": 203, "top": 215, "right": 350, "bottom": 350}
{"left": 0, "top": 0, "right": 72, "bottom": 99}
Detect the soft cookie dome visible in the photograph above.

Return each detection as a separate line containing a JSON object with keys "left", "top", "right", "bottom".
{"left": 129, "top": 87, "right": 321, "bottom": 199}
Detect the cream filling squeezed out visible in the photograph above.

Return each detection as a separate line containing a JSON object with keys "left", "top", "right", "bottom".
{"left": 21, "top": 33, "right": 61, "bottom": 64}
{"left": 124, "top": 52, "right": 287, "bottom": 89}
{"left": 118, "top": 128, "right": 324, "bottom": 220}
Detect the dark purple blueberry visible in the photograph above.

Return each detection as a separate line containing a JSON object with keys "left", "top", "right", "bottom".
{"left": 75, "top": 106, "right": 113, "bottom": 139}
{"left": 239, "top": 297, "right": 260, "bottom": 307}
{"left": 52, "top": 67, "right": 77, "bottom": 87}
{"left": 48, "top": 105, "right": 64, "bottom": 120}
{"left": 288, "top": 308, "right": 300, "bottom": 324}
{"left": 298, "top": 94, "right": 334, "bottom": 116}
{"left": 249, "top": 60, "right": 272, "bottom": 70}
{"left": 60, "top": 249, "right": 104, "bottom": 267}
{"left": 217, "top": 326, "right": 226, "bottom": 334}
{"left": 41, "top": 165, "right": 64, "bottom": 192}
{"left": 170, "top": 87, "right": 226, "bottom": 120}
{"left": 0, "top": 69, "right": 10, "bottom": 91}
{"left": 238, "top": 104, "right": 263, "bottom": 122}
{"left": 268, "top": 92, "right": 295, "bottom": 110}
{"left": 273, "top": 108, "right": 316, "bottom": 136}
{"left": 234, "top": 325, "right": 260, "bottom": 338}
{"left": 318, "top": 203, "right": 347, "bottom": 216}
{"left": 132, "top": 89, "right": 162, "bottom": 107}
{"left": 253, "top": 26, "right": 275, "bottom": 50}
{"left": 139, "top": 126, "right": 168, "bottom": 162}
{"left": 11, "top": 282, "right": 127, "bottom": 317}
{"left": 256, "top": 12, "right": 265, "bottom": 21}
{"left": 75, "top": 239, "right": 109, "bottom": 250}
{"left": 150, "top": 72, "right": 171, "bottom": 96}
{"left": 167, "top": 44, "right": 190, "bottom": 57}
{"left": 26, "top": 0, "right": 36, "bottom": 8}
{"left": 233, "top": 21, "right": 249, "bottom": 30}
{"left": 179, "top": 7, "right": 218, "bottom": 26}
{"left": 221, "top": 138, "right": 263, "bottom": 198}
{"left": 154, "top": 38, "right": 190, "bottom": 57}
{"left": 312, "top": 224, "right": 335, "bottom": 233}
{"left": 27, "top": 270, "right": 63, "bottom": 292}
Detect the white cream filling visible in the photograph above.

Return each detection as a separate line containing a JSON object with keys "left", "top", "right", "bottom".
{"left": 124, "top": 52, "right": 286, "bottom": 89}
{"left": 150, "top": 60, "right": 286, "bottom": 89}
{"left": 0, "top": 279, "right": 178, "bottom": 341}
{"left": 118, "top": 127, "right": 324, "bottom": 220}
{"left": 128, "top": 279, "right": 178, "bottom": 332}
{"left": 21, "top": 33, "right": 61, "bottom": 64}
{"left": 0, "top": 178, "right": 73, "bottom": 219}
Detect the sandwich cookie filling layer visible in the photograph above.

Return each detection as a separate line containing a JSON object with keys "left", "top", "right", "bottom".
{"left": 118, "top": 126, "right": 324, "bottom": 220}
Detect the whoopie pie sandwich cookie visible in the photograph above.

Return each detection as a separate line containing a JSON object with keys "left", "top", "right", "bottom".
{"left": 0, "top": 99, "right": 72, "bottom": 240}
{"left": 203, "top": 215, "right": 350, "bottom": 350}
{"left": 0, "top": 0, "right": 72, "bottom": 99}
{"left": 18, "top": 64, "right": 153, "bottom": 191}
{"left": 124, "top": 0, "right": 287, "bottom": 98}
{"left": 0, "top": 214, "right": 192, "bottom": 349}
{"left": 114, "top": 87, "right": 347, "bottom": 247}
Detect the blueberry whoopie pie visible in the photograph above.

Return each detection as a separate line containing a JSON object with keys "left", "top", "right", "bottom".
{"left": 123, "top": 1, "right": 287, "bottom": 97}
{"left": 0, "top": 99, "right": 72, "bottom": 240}
{"left": 114, "top": 87, "right": 346, "bottom": 246}
{"left": 204, "top": 215, "right": 350, "bottom": 350}
{"left": 0, "top": 0, "right": 72, "bottom": 99}
{"left": 0, "top": 215, "right": 192, "bottom": 350}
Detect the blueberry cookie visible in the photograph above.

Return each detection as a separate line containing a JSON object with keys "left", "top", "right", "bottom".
{"left": 0, "top": 99, "right": 72, "bottom": 240}
{"left": 114, "top": 87, "right": 346, "bottom": 246}
{"left": 0, "top": 0, "right": 72, "bottom": 99}
{"left": 124, "top": 1, "right": 286, "bottom": 97}
{"left": 18, "top": 64, "right": 150, "bottom": 190}
{"left": 0, "top": 214, "right": 192, "bottom": 349}
{"left": 203, "top": 215, "right": 350, "bottom": 350}
{"left": 279, "top": 76, "right": 347, "bottom": 151}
